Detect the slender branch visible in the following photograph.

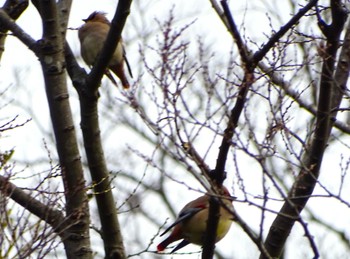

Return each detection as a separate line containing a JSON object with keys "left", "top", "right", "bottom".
{"left": 0, "top": 175, "right": 64, "bottom": 230}
{"left": 204, "top": 1, "right": 256, "bottom": 257}
{"left": 0, "top": 9, "right": 38, "bottom": 54}
{"left": 0, "top": 0, "right": 28, "bottom": 61}
{"left": 331, "top": 3, "right": 350, "bottom": 118}
{"left": 220, "top": 0, "right": 249, "bottom": 65}
{"left": 205, "top": 0, "right": 321, "bottom": 258}
{"left": 261, "top": 2, "right": 348, "bottom": 258}
{"left": 211, "top": 0, "right": 320, "bottom": 185}
{"left": 253, "top": 0, "right": 318, "bottom": 64}
{"left": 233, "top": 210, "right": 273, "bottom": 259}
{"left": 258, "top": 62, "right": 350, "bottom": 135}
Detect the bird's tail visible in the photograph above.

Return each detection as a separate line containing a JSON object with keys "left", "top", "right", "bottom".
{"left": 157, "top": 238, "right": 190, "bottom": 253}
{"left": 157, "top": 238, "right": 172, "bottom": 252}
{"left": 110, "top": 64, "right": 130, "bottom": 89}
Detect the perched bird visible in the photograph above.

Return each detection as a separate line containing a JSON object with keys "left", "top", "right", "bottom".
{"left": 78, "top": 11, "right": 132, "bottom": 89}
{"left": 157, "top": 186, "right": 234, "bottom": 253}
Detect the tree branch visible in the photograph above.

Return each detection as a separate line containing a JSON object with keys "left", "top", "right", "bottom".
{"left": 205, "top": 1, "right": 320, "bottom": 258}
{"left": 261, "top": 2, "right": 348, "bottom": 258}
{"left": 0, "top": 0, "right": 28, "bottom": 61}
{"left": 220, "top": 0, "right": 249, "bottom": 65}
{"left": 252, "top": 0, "right": 318, "bottom": 65}
{"left": 71, "top": 1, "right": 133, "bottom": 258}
{"left": 0, "top": 8, "right": 37, "bottom": 55}
{"left": 56, "top": 0, "right": 73, "bottom": 38}
{"left": 34, "top": 1, "right": 92, "bottom": 258}
{"left": 0, "top": 175, "right": 64, "bottom": 231}
{"left": 258, "top": 62, "right": 350, "bottom": 135}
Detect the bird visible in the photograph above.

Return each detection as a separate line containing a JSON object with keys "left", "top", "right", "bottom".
{"left": 157, "top": 186, "right": 234, "bottom": 253}
{"left": 78, "top": 11, "right": 133, "bottom": 89}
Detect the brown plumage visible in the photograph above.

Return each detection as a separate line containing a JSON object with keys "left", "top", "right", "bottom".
{"left": 78, "top": 11, "right": 132, "bottom": 89}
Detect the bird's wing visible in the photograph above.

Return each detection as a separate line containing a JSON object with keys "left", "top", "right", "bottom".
{"left": 105, "top": 70, "right": 118, "bottom": 86}
{"left": 122, "top": 46, "right": 133, "bottom": 78}
{"left": 171, "top": 239, "right": 190, "bottom": 253}
{"left": 160, "top": 206, "right": 204, "bottom": 237}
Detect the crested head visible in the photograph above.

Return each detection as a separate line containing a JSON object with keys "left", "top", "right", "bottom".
{"left": 82, "top": 11, "right": 110, "bottom": 24}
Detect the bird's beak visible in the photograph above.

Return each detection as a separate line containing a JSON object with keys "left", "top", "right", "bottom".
{"left": 227, "top": 195, "right": 237, "bottom": 201}
{"left": 82, "top": 19, "right": 87, "bottom": 22}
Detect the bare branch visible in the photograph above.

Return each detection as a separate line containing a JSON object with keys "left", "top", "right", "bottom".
{"left": 0, "top": 0, "right": 28, "bottom": 61}
{"left": 253, "top": 0, "right": 318, "bottom": 65}
{"left": 73, "top": 1, "right": 133, "bottom": 258}
{"left": 32, "top": 0, "right": 93, "bottom": 258}
{"left": 0, "top": 9, "right": 37, "bottom": 54}
{"left": 0, "top": 175, "right": 64, "bottom": 230}
{"left": 261, "top": 2, "right": 348, "bottom": 258}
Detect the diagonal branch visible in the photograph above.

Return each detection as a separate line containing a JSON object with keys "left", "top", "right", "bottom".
{"left": 0, "top": 0, "right": 28, "bottom": 62}
{"left": 32, "top": 1, "right": 93, "bottom": 258}
{"left": 257, "top": 62, "right": 350, "bottom": 135}
{"left": 0, "top": 2, "right": 92, "bottom": 258}
{"left": 252, "top": 0, "right": 318, "bottom": 65}
{"left": 68, "top": 1, "right": 133, "bottom": 258}
{"left": 0, "top": 175, "right": 64, "bottom": 231}
{"left": 0, "top": 9, "right": 38, "bottom": 55}
{"left": 204, "top": 1, "right": 320, "bottom": 258}
{"left": 211, "top": 0, "right": 319, "bottom": 186}
{"left": 220, "top": 0, "right": 249, "bottom": 65}
{"left": 260, "top": 2, "right": 348, "bottom": 258}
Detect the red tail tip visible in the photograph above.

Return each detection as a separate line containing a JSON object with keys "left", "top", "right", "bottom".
{"left": 157, "top": 243, "right": 166, "bottom": 252}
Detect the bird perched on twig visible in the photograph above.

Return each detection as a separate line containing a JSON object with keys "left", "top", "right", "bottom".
{"left": 157, "top": 186, "right": 234, "bottom": 253}
{"left": 78, "top": 11, "right": 133, "bottom": 89}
